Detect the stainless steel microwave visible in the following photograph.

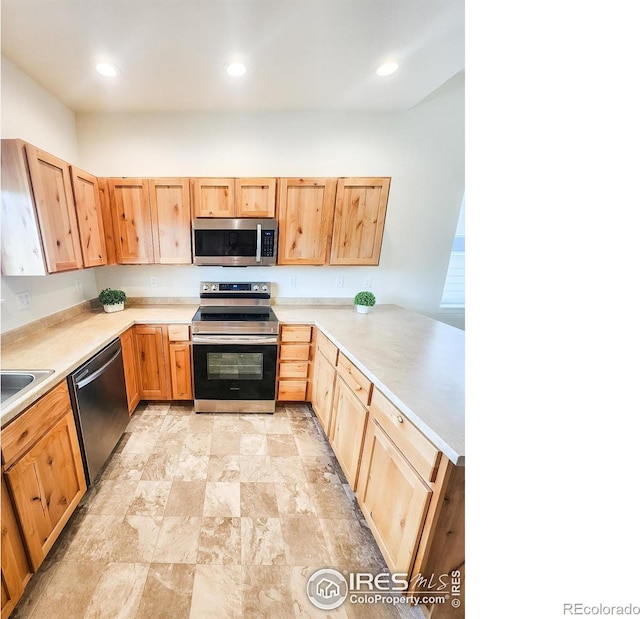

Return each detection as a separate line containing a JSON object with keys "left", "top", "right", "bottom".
{"left": 192, "top": 218, "right": 278, "bottom": 266}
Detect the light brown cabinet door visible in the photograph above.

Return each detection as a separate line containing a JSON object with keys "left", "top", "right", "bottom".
{"left": 277, "top": 178, "right": 337, "bottom": 264}
{"left": 235, "top": 178, "right": 276, "bottom": 218}
{"left": 121, "top": 326, "right": 141, "bottom": 414}
{"left": 357, "top": 419, "right": 432, "bottom": 575}
{"left": 191, "top": 178, "right": 235, "bottom": 217}
{"left": 169, "top": 342, "right": 193, "bottom": 400}
{"left": 97, "top": 178, "right": 118, "bottom": 264}
{"left": 135, "top": 325, "right": 170, "bottom": 400}
{"left": 70, "top": 166, "right": 108, "bottom": 268}
{"left": 330, "top": 177, "right": 390, "bottom": 265}
{"left": 311, "top": 350, "right": 336, "bottom": 436}
{"left": 25, "top": 145, "right": 83, "bottom": 272}
{"left": 5, "top": 409, "right": 87, "bottom": 571}
{"left": 108, "top": 178, "right": 154, "bottom": 264}
{"left": 330, "top": 376, "right": 369, "bottom": 489}
{"left": 149, "top": 178, "right": 192, "bottom": 264}
{"left": 1, "top": 477, "right": 32, "bottom": 619}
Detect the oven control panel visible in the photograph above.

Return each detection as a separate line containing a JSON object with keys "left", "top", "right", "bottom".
{"left": 200, "top": 282, "right": 271, "bottom": 295}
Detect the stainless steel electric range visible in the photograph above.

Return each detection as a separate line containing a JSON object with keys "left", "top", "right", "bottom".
{"left": 191, "top": 282, "right": 279, "bottom": 413}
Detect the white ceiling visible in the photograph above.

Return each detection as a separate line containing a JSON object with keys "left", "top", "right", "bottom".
{"left": 1, "top": 0, "right": 464, "bottom": 113}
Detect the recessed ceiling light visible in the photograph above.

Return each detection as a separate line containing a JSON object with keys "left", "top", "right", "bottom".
{"left": 226, "top": 62, "right": 247, "bottom": 77}
{"left": 95, "top": 62, "right": 119, "bottom": 77}
{"left": 376, "top": 61, "right": 399, "bottom": 77}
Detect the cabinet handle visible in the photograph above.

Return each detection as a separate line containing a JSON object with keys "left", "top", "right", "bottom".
{"left": 395, "top": 415, "right": 404, "bottom": 424}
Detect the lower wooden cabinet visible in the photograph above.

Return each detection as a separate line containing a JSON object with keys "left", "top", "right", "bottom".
{"left": 167, "top": 325, "right": 192, "bottom": 400}
{"left": 1, "top": 382, "right": 87, "bottom": 573}
{"left": 1, "top": 477, "right": 32, "bottom": 619}
{"left": 135, "top": 324, "right": 170, "bottom": 400}
{"left": 121, "top": 326, "right": 141, "bottom": 414}
{"left": 277, "top": 324, "right": 313, "bottom": 401}
{"left": 311, "top": 346, "right": 337, "bottom": 435}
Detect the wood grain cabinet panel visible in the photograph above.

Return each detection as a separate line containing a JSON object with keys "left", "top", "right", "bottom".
{"left": 96, "top": 178, "right": 118, "bottom": 264}
{"left": 235, "top": 178, "right": 276, "bottom": 218}
{"left": 2, "top": 382, "right": 86, "bottom": 572}
{"left": 277, "top": 324, "right": 313, "bottom": 402}
{"left": 277, "top": 178, "right": 337, "bottom": 264}
{"left": 121, "top": 326, "right": 141, "bottom": 414}
{"left": 311, "top": 346, "right": 337, "bottom": 436}
{"left": 108, "top": 178, "right": 154, "bottom": 264}
{"left": 149, "top": 178, "right": 192, "bottom": 264}
{"left": 1, "top": 477, "right": 32, "bottom": 619}
{"left": 191, "top": 178, "right": 235, "bottom": 217}
{"left": 169, "top": 343, "right": 193, "bottom": 400}
{"left": 70, "top": 167, "right": 108, "bottom": 268}
{"left": 135, "top": 325, "right": 170, "bottom": 400}
{"left": 330, "top": 177, "right": 390, "bottom": 265}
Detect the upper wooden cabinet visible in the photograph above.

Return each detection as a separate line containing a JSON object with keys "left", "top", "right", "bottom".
{"left": 330, "top": 177, "right": 390, "bottom": 265}
{"left": 149, "top": 178, "right": 192, "bottom": 264}
{"left": 277, "top": 178, "right": 337, "bottom": 265}
{"left": 108, "top": 178, "right": 154, "bottom": 264}
{"left": 0, "top": 139, "right": 86, "bottom": 275}
{"left": 70, "top": 166, "right": 108, "bottom": 268}
{"left": 192, "top": 178, "right": 276, "bottom": 218}
{"left": 107, "top": 178, "right": 191, "bottom": 264}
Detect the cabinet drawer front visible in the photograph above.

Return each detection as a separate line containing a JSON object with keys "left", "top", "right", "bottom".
{"left": 280, "top": 324, "right": 312, "bottom": 343}
{"left": 369, "top": 388, "right": 442, "bottom": 483}
{"left": 278, "top": 361, "right": 309, "bottom": 379}
{"left": 1, "top": 381, "right": 71, "bottom": 468}
{"left": 277, "top": 380, "right": 307, "bottom": 401}
{"left": 168, "top": 324, "right": 190, "bottom": 341}
{"left": 316, "top": 331, "right": 338, "bottom": 365}
{"left": 336, "top": 353, "right": 372, "bottom": 406}
{"left": 280, "top": 343, "right": 311, "bottom": 361}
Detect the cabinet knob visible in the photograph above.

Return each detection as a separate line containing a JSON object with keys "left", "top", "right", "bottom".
{"left": 396, "top": 415, "right": 404, "bottom": 424}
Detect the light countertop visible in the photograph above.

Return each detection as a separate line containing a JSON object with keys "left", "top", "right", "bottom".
{"left": 1, "top": 303, "right": 464, "bottom": 465}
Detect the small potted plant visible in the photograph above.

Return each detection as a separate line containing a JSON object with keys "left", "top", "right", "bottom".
{"left": 354, "top": 291, "right": 376, "bottom": 314}
{"left": 98, "top": 288, "right": 126, "bottom": 313}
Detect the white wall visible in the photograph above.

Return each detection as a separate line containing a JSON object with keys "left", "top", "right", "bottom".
{"left": 0, "top": 57, "right": 99, "bottom": 333}
{"left": 79, "top": 71, "right": 465, "bottom": 315}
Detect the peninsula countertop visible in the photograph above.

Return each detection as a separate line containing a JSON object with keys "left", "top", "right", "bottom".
{"left": 1, "top": 303, "right": 464, "bottom": 465}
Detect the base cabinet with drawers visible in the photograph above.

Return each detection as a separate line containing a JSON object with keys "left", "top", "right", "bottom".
{"left": 1, "top": 381, "right": 87, "bottom": 611}
{"left": 277, "top": 324, "right": 313, "bottom": 401}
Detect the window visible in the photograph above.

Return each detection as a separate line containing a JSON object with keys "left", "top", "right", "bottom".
{"left": 440, "top": 195, "right": 465, "bottom": 308}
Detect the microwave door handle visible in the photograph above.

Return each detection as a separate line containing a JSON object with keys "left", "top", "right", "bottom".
{"left": 256, "top": 223, "right": 262, "bottom": 263}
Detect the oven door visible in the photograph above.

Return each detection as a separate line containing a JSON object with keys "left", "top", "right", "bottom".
{"left": 192, "top": 335, "right": 278, "bottom": 413}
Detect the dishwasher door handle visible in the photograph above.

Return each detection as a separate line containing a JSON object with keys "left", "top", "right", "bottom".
{"left": 74, "top": 349, "right": 122, "bottom": 389}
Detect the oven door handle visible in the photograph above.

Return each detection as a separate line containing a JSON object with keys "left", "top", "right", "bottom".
{"left": 192, "top": 334, "right": 278, "bottom": 345}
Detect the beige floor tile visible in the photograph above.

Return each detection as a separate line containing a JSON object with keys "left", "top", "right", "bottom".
{"left": 210, "top": 430, "right": 242, "bottom": 455}
{"left": 302, "top": 456, "right": 344, "bottom": 485}
{"left": 267, "top": 434, "right": 299, "bottom": 456}
{"left": 180, "top": 431, "right": 212, "bottom": 456}
{"left": 127, "top": 480, "right": 172, "bottom": 516}
{"left": 241, "top": 517, "right": 286, "bottom": 566}
{"left": 87, "top": 479, "right": 139, "bottom": 516}
{"left": 208, "top": 454, "right": 240, "bottom": 481}
{"left": 135, "top": 563, "right": 195, "bottom": 619}
{"left": 106, "top": 516, "right": 164, "bottom": 563}
{"left": 141, "top": 451, "right": 179, "bottom": 480}
{"left": 242, "top": 565, "right": 294, "bottom": 618}
{"left": 294, "top": 433, "right": 334, "bottom": 458}
{"left": 160, "top": 414, "right": 191, "bottom": 435}
{"left": 119, "top": 429, "right": 160, "bottom": 455}
{"left": 84, "top": 562, "right": 149, "bottom": 619}
{"left": 197, "top": 516, "right": 242, "bottom": 564}
{"left": 239, "top": 454, "right": 274, "bottom": 482}
{"left": 215, "top": 414, "right": 266, "bottom": 434}
{"left": 164, "top": 480, "right": 206, "bottom": 516}
{"left": 240, "top": 432, "right": 269, "bottom": 455}
{"left": 174, "top": 452, "right": 210, "bottom": 480}
{"left": 190, "top": 564, "right": 243, "bottom": 619}
{"left": 307, "top": 482, "right": 358, "bottom": 520}
{"left": 203, "top": 481, "right": 241, "bottom": 517}
{"left": 319, "top": 518, "right": 387, "bottom": 571}
{"left": 275, "top": 482, "right": 316, "bottom": 516}
{"left": 263, "top": 414, "right": 293, "bottom": 434}
{"left": 101, "top": 451, "right": 150, "bottom": 482}
{"left": 270, "top": 456, "right": 308, "bottom": 484}
{"left": 152, "top": 516, "right": 201, "bottom": 563}
{"left": 240, "top": 482, "right": 279, "bottom": 517}
{"left": 281, "top": 516, "right": 331, "bottom": 566}
{"left": 28, "top": 560, "right": 106, "bottom": 619}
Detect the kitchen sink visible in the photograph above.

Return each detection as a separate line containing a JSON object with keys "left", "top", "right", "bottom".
{"left": 1, "top": 370, "right": 55, "bottom": 407}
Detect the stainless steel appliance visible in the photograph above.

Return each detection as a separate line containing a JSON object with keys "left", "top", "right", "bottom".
{"left": 192, "top": 218, "right": 277, "bottom": 266}
{"left": 67, "top": 338, "right": 130, "bottom": 485}
{"left": 192, "top": 282, "right": 279, "bottom": 413}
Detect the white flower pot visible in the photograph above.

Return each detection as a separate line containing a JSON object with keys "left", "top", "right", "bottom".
{"left": 103, "top": 302, "right": 124, "bottom": 313}
{"left": 355, "top": 304, "right": 371, "bottom": 314}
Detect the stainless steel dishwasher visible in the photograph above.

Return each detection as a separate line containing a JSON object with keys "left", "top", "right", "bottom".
{"left": 68, "top": 338, "right": 130, "bottom": 485}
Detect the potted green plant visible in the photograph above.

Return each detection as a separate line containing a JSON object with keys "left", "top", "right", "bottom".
{"left": 354, "top": 291, "right": 376, "bottom": 314}
{"left": 98, "top": 288, "right": 126, "bottom": 313}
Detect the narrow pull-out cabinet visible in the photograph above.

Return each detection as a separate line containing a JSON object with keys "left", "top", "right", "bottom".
{"left": 121, "top": 326, "right": 141, "bottom": 414}
{"left": 167, "top": 325, "right": 193, "bottom": 400}
{"left": 135, "top": 325, "right": 170, "bottom": 400}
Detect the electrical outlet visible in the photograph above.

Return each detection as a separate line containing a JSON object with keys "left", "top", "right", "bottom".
{"left": 336, "top": 276, "right": 344, "bottom": 288}
{"left": 17, "top": 291, "right": 31, "bottom": 309}
{"left": 290, "top": 276, "right": 297, "bottom": 287}
{"left": 363, "top": 277, "right": 372, "bottom": 289}
{"left": 76, "top": 279, "right": 83, "bottom": 292}
{"left": 150, "top": 276, "right": 158, "bottom": 288}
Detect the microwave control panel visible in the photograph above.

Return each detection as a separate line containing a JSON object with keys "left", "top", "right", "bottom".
{"left": 262, "top": 230, "right": 275, "bottom": 257}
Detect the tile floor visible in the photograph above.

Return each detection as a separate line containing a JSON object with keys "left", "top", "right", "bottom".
{"left": 11, "top": 402, "right": 424, "bottom": 619}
